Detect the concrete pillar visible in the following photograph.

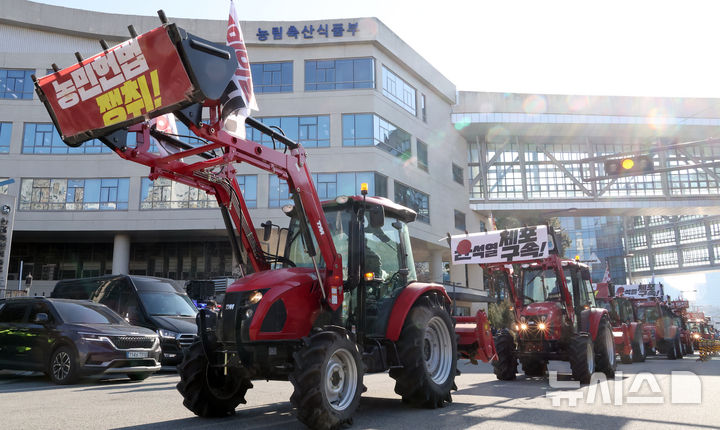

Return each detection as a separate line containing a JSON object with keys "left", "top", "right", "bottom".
{"left": 112, "top": 233, "right": 131, "bottom": 275}
{"left": 430, "top": 250, "right": 445, "bottom": 283}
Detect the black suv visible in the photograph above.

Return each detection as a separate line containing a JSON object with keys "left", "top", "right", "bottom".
{"left": 52, "top": 275, "right": 197, "bottom": 365}
{"left": 0, "top": 297, "right": 161, "bottom": 384}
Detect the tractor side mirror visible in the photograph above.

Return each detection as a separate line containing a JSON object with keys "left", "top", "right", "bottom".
{"left": 34, "top": 313, "right": 49, "bottom": 324}
{"left": 369, "top": 205, "right": 385, "bottom": 229}
{"left": 262, "top": 221, "right": 273, "bottom": 242}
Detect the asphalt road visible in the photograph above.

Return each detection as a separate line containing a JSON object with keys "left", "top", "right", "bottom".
{"left": 1, "top": 356, "right": 718, "bottom": 430}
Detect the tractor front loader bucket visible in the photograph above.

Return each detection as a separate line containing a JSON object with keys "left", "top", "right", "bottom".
{"left": 33, "top": 21, "right": 237, "bottom": 148}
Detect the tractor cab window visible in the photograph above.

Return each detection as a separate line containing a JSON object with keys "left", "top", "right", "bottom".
{"left": 619, "top": 299, "right": 635, "bottom": 323}
{"left": 637, "top": 306, "right": 659, "bottom": 323}
{"left": 521, "top": 267, "right": 562, "bottom": 304}
{"left": 489, "top": 270, "right": 509, "bottom": 303}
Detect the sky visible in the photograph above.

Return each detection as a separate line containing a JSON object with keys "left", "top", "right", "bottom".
{"left": 32, "top": 0, "right": 720, "bottom": 98}
{"left": 31, "top": 1, "right": 720, "bottom": 314}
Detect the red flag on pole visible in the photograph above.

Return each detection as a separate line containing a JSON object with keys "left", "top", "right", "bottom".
{"left": 221, "top": 0, "right": 258, "bottom": 138}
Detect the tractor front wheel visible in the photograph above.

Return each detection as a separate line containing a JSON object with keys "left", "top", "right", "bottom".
{"left": 389, "top": 299, "right": 457, "bottom": 408}
{"left": 594, "top": 320, "right": 616, "bottom": 378}
{"left": 492, "top": 329, "right": 517, "bottom": 381}
{"left": 176, "top": 341, "right": 252, "bottom": 417}
{"left": 290, "top": 330, "right": 363, "bottom": 430}
{"left": 632, "top": 326, "right": 646, "bottom": 362}
{"left": 569, "top": 333, "right": 594, "bottom": 384}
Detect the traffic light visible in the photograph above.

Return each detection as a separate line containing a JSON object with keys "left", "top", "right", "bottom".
{"left": 604, "top": 155, "right": 654, "bottom": 177}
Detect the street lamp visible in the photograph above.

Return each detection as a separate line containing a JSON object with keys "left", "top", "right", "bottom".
{"left": 625, "top": 253, "right": 634, "bottom": 284}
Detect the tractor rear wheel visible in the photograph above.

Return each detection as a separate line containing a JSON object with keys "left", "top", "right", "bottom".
{"left": 569, "top": 333, "right": 594, "bottom": 384}
{"left": 492, "top": 329, "right": 517, "bottom": 381}
{"left": 520, "top": 359, "right": 546, "bottom": 377}
{"left": 675, "top": 335, "right": 683, "bottom": 359}
{"left": 176, "top": 341, "right": 252, "bottom": 417}
{"left": 290, "top": 330, "right": 363, "bottom": 430}
{"left": 594, "top": 320, "right": 616, "bottom": 378}
{"left": 667, "top": 338, "right": 677, "bottom": 360}
{"left": 632, "top": 326, "right": 646, "bottom": 362}
{"left": 389, "top": 299, "right": 457, "bottom": 408}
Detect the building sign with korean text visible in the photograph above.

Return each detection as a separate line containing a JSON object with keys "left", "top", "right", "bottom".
{"left": 451, "top": 225, "right": 549, "bottom": 265}
{"left": 36, "top": 26, "right": 193, "bottom": 145}
{"left": 255, "top": 22, "right": 359, "bottom": 41}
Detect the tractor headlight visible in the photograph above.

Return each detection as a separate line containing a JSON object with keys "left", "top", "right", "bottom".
{"left": 519, "top": 323, "right": 528, "bottom": 331}
{"left": 538, "top": 322, "right": 547, "bottom": 331}
{"left": 693, "top": 333, "right": 701, "bottom": 339}
{"left": 248, "top": 290, "right": 263, "bottom": 305}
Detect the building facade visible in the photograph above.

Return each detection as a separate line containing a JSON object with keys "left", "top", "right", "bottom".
{"left": 0, "top": 1, "right": 484, "bottom": 306}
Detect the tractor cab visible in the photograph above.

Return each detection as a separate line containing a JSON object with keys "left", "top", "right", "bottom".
{"left": 517, "top": 255, "right": 595, "bottom": 338}
{"left": 271, "top": 194, "right": 418, "bottom": 339}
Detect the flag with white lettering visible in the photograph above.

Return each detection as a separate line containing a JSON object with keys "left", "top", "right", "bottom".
{"left": 220, "top": 0, "right": 258, "bottom": 139}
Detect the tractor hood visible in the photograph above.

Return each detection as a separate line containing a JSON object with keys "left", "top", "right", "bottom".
{"left": 519, "top": 302, "right": 563, "bottom": 323}
{"left": 226, "top": 267, "right": 318, "bottom": 293}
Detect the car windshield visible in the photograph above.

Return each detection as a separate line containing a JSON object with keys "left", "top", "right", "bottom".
{"left": 637, "top": 306, "right": 659, "bottom": 323}
{"left": 521, "top": 268, "right": 562, "bottom": 304}
{"left": 53, "top": 301, "right": 125, "bottom": 324}
{"left": 138, "top": 292, "right": 197, "bottom": 317}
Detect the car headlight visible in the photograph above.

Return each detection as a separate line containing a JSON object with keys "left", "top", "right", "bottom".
{"left": 79, "top": 332, "right": 107, "bottom": 342}
{"left": 158, "top": 329, "right": 178, "bottom": 339}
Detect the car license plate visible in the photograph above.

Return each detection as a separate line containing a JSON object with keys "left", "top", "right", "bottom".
{"left": 127, "top": 351, "right": 148, "bottom": 358}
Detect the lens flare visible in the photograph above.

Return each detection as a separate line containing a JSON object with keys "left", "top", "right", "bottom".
{"left": 523, "top": 94, "right": 547, "bottom": 114}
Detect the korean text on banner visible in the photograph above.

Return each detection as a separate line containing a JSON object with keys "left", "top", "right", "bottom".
{"left": 451, "top": 225, "right": 549, "bottom": 265}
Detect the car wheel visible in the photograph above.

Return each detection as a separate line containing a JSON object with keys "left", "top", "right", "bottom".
{"left": 49, "top": 346, "right": 79, "bottom": 385}
{"left": 128, "top": 372, "right": 152, "bottom": 381}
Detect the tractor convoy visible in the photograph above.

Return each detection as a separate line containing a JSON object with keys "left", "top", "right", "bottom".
{"left": 30, "top": 10, "right": 709, "bottom": 430}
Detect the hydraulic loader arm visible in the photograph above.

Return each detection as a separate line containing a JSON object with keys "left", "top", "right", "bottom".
{"left": 32, "top": 16, "right": 344, "bottom": 310}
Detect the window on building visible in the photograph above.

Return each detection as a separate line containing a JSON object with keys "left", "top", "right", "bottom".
{"left": 305, "top": 58, "right": 374, "bottom": 91}
{"left": 246, "top": 115, "right": 330, "bottom": 148}
{"left": 0, "top": 122, "right": 11, "bottom": 153}
{"left": 0, "top": 177, "right": 10, "bottom": 194}
{"left": 140, "top": 177, "right": 218, "bottom": 209}
{"left": 417, "top": 140, "right": 428, "bottom": 172}
{"left": 479, "top": 221, "right": 487, "bottom": 232}
{"left": 454, "top": 210, "right": 466, "bottom": 231}
{"left": 19, "top": 178, "right": 129, "bottom": 211}
{"left": 269, "top": 171, "right": 387, "bottom": 207}
{"left": 269, "top": 176, "right": 292, "bottom": 208}
{"left": 420, "top": 94, "right": 427, "bottom": 122}
{"left": 235, "top": 175, "right": 258, "bottom": 208}
{"left": 342, "top": 114, "right": 411, "bottom": 158}
{"left": 1, "top": 69, "right": 34, "bottom": 99}
{"left": 452, "top": 163, "right": 464, "bottom": 185}
{"left": 22, "top": 123, "right": 111, "bottom": 154}
{"left": 381, "top": 66, "right": 416, "bottom": 115}
{"left": 395, "top": 181, "right": 430, "bottom": 223}
{"left": 251, "top": 61, "right": 293, "bottom": 93}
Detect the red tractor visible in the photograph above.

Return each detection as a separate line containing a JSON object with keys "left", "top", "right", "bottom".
{"left": 595, "top": 293, "right": 646, "bottom": 363}
{"left": 34, "top": 13, "right": 495, "bottom": 429}
{"left": 476, "top": 234, "right": 616, "bottom": 384}
{"left": 687, "top": 312, "right": 711, "bottom": 349}
{"left": 634, "top": 300, "right": 683, "bottom": 359}
{"left": 669, "top": 299, "right": 694, "bottom": 355}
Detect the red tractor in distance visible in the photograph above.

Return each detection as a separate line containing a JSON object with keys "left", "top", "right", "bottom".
{"left": 34, "top": 13, "right": 496, "bottom": 430}
{"left": 595, "top": 288, "right": 646, "bottom": 363}
{"left": 687, "top": 311, "right": 711, "bottom": 349}
{"left": 634, "top": 300, "right": 683, "bottom": 359}
{"left": 669, "top": 299, "right": 694, "bottom": 355}
{"left": 451, "top": 227, "right": 616, "bottom": 384}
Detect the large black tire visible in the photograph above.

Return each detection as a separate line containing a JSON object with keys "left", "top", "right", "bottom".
{"left": 686, "top": 340, "right": 694, "bottom": 355}
{"left": 49, "top": 345, "right": 79, "bottom": 385}
{"left": 632, "top": 326, "right": 646, "bottom": 362}
{"left": 491, "top": 329, "right": 517, "bottom": 381}
{"left": 569, "top": 333, "right": 594, "bottom": 384}
{"left": 176, "top": 341, "right": 252, "bottom": 417}
{"left": 666, "top": 338, "right": 677, "bottom": 360}
{"left": 675, "top": 335, "right": 683, "bottom": 359}
{"left": 290, "top": 330, "right": 364, "bottom": 430}
{"left": 520, "top": 358, "right": 546, "bottom": 377}
{"left": 594, "top": 320, "right": 616, "bottom": 378}
{"left": 128, "top": 372, "right": 152, "bottom": 381}
{"left": 389, "top": 299, "right": 457, "bottom": 408}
